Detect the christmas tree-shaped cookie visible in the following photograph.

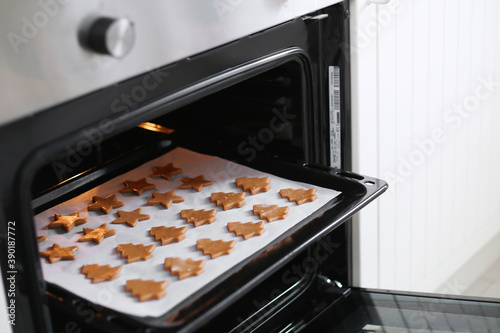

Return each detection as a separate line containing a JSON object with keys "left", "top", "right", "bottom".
{"left": 235, "top": 176, "right": 271, "bottom": 195}
{"left": 116, "top": 243, "right": 156, "bottom": 263}
{"left": 196, "top": 238, "right": 235, "bottom": 259}
{"left": 180, "top": 209, "right": 217, "bottom": 227}
{"left": 253, "top": 204, "right": 289, "bottom": 222}
{"left": 150, "top": 226, "right": 188, "bottom": 245}
{"left": 81, "top": 264, "right": 122, "bottom": 283}
{"left": 280, "top": 188, "right": 318, "bottom": 205}
{"left": 210, "top": 192, "right": 246, "bottom": 210}
{"left": 164, "top": 257, "right": 205, "bottom": 280}
{"left": 125, "top": 279, "right": 168, "bottom": 302}
{"left": 227, "top": 221, "right": 266, "bottom": 240}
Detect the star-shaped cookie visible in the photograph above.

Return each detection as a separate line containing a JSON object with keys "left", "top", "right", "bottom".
{"left": 88, "top": 195, "right": 124, "bottom": 214}
{"left": 227, "top": 221, "right": 266, "bottom": 240}
{"left": 146, "top": 190, "right": 185, "bottom": 209}
{"left": 40, "top": 243, "right": 78, "bottom": 263}
{"left": 48, "top": 212, "right": 87, "bottom": 232}
{"left": 119, "top": 178, "right": 157, "bottom": 196}
{"left": 235, "top": 176, "right": 271, "bottom": 195}
{"left": 179, "top": 175, "right": 214, "bottom": 192}
{"left": 280, "top": 188, "right": 318, "bottom": 205}
{"left": 196, "top": 238, "right": 235, "bottom": 259}
{"left": 78, "top": 223, "right": 116, "bottom": 244}
{"left": 150, "top": 226, "right": 188, "bottom": 245}
{"left": 112, "top": 208, "right": 150, "bottom": 227}
{"left": 150, "top": 163, "right": 182, "bottom": 180}
{"left": 125, "top": 279, "right": 168, "bottom": 302}
{"left": 164, "top": 257, "right": 205, "bottom": 280}
{"left": 81, "top": 264, "right": 122, "bottom": 283}
{"left": 117, "top": 243, "right": 156, "bottom": 263}
{"left": 253, "top": 204, "right": 289, "bottom": 222}
{"left": 210, "top": 192, "right": 246, "bottom": 210}
{"left": 180, "top": 209, "right": 217, "bottom": 227}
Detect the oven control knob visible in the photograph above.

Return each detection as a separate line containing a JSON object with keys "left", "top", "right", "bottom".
{"left": 87, "top": 17, "right": 135, "bottom": 58}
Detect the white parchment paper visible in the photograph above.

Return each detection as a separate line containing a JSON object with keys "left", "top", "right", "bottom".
{"left": 34, "top": 147, "right": 340, "bottom": 317}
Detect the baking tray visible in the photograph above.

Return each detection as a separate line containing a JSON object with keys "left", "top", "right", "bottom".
{"left": 38, "top": 144, "right": 387, "bottom": 332}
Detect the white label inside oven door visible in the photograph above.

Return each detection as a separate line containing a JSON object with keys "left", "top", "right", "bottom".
{"left": 329, "top": 66, "right": 341, "bottom": 168}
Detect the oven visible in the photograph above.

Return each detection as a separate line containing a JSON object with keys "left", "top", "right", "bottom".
{"left": 2, "top": 1, "right": 500, "bottom": 333}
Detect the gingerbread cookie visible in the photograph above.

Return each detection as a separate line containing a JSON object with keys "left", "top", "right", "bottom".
{"left": 235, "top": 176, "right": 271, "bottom": 195}
{"left": 151, "top": 163, "right": 182, "bottom": 180}
{"left": 280, "top": 188, "right": 318, "bottom": 205}
{"left": 146, "top": 190, "right": 184, "bottom": 209}
{"left": 81, "top": 264, "right": 122, "bottom": 283}
{"left": 210, "top": 192, "right": 246, "bottom": 210}
{"left": 227, "top": 221, "right": 266, "bottom": 240}
{"left": 88, "top": 195, "right": 124, "bottom": 214}
{"left": 112, "top": 208, "right": 150, "bottom": 227}
{"left": 78, "top": 224, "right": 116, "bottom": 244}
{"left": 164, "top": 257, "right": 205, "bottom": 280}
{"left": 179, "top": 175, "right": 214, "bottom": 192}
{"left": 119, "top": 178, "right": 157, "bottom": 196}
{"left": 125, "top": 279, "right": 168, "bottom": 302}
{"left": 150, "top": 226, "right": 188, "bottom": 245}
{"left": 117, "top": 243, "right": 156, "bottom": 263}
{"left": 37, "top": 236, "right": 47, "bottom": 243}
{"left": 40, "top": 243, "right": 78, "bottom": 263}
{"left": 253, "top": 204, "right": 289, "bottom": 222}
{"left": 48, "top": 212, "right": 86, "bottom": 232}
{"left": 196, "top": 238, "right": 235, "bottom": 259}
{"left": 180, "top": 209, "right": 217, "bottom": 227}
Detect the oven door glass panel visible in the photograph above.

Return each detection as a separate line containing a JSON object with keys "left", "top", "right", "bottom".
{"left": 304, "top": 289, "right": 500, "bottom": 333}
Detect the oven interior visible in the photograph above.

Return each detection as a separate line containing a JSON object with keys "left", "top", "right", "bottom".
{"left": 31, "top": 60, "right": 309, "bottom": 211}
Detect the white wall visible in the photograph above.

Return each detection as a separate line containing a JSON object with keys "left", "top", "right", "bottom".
{"left": 350, "top": 0, "right": 500, "bottom": 294}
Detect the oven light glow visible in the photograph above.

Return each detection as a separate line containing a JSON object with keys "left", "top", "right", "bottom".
{"left": 137, "top": 122, "right": 174, "bottom": 134}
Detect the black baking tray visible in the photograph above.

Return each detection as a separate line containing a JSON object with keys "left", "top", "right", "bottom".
{"left": 40, "top": 143, "right": 387, "bottom": 333}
